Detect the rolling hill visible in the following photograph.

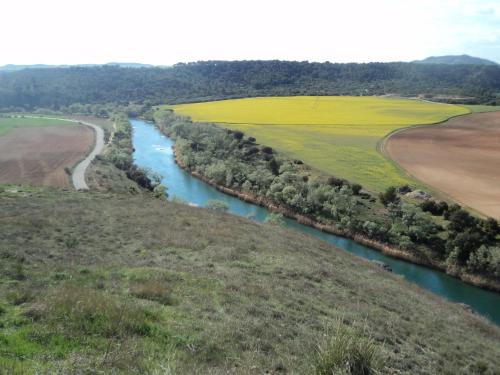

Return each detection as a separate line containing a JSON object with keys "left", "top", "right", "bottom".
{"left": 414, "top": 54, "right": 498, "bottom": 65}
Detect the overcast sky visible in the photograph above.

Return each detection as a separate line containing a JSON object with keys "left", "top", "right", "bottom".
{"left": 1, "top": 0, "right": 499, "bottom": 65}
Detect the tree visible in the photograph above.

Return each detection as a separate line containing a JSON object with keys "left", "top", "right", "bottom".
{"left": 268, "top": 158, "right": 280, "bottom": 175}
{"left": 379, "top": 187, "right": 399, "bottom": 206}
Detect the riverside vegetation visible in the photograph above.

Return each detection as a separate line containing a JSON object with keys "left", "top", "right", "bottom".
{"left": 154, "top": 110, "right": 500, "bottom": 291}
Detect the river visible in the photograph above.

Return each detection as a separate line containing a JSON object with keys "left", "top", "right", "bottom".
{"left": 131, "top": 118, "right": 500, "bottom": 325}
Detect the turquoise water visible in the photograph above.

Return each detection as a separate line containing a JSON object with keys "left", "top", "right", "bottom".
{"left": 131, "top": 119, "right": 500, "bottom": 325}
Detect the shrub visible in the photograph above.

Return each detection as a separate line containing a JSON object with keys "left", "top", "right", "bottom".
{"left": 261, "top": 146, "right": 273, "bottom": 154}
{"left": 265, "top": 213, "right": 286, "bottom": 226}
{"left": 313, "top": 323, "right": 383, "bottom": 375}
{"left": 233, "top": 131, "right": 244, "bottom": 140}
{"left": 153, "top": 184, "right": 168, "bottom": 199}
{"left": 379, "top": 187, "right": 399, "bottom": 206}
{"left": 206, "top": 200, "right": 229, "bottom": 212}
{"left": 268, "top": 158, "right": 280, "bottom": 175}
{"left": 351, "top": 183, "right": 362, "bottom": 195}
{"left": 327, "top": 176, "right": 345, "bottom": 188}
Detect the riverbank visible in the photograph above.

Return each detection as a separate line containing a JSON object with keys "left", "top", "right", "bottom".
{"left": 167, "top": 138, "right": 500, "bottom": 293}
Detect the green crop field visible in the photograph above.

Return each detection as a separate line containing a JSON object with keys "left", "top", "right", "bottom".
{"left": 167, "top": 96, "right": 469, "bottom": 192}
{"left": 0, "top": 116, "right": 74, "bottom": 136}
{"left": 463, "top": 105, "right": 500, "bottom": 113}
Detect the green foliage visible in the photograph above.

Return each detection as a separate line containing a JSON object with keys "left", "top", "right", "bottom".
{"left": 205, "top": 200, "right": 229, "bottom": 212}
{"left": 379, "top": 187, "right": 399, "bottom": 207}
{"left": 104, "top": 115, "right": 157, "bottom": 192}
{"left": 264, "top": 212, "right": 286, "bottom": 226}
{"left": 1, "top": 62, "right": 499, "bottom": 111}
{"left": 153, "top": 184, "right": 168, "bottom": 199}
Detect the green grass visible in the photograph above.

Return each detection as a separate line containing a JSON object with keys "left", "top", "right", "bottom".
{"left": 167, "top": 96, "right": 469, "bottom": 192}
{"left": 0, "top": 116, "right": 75, "bottom": 136}
{"left": 463, "top": 105, "right": 500, "bottom": 113}
{"left": 0, "top": 186, "right": 499, "bottom": 373}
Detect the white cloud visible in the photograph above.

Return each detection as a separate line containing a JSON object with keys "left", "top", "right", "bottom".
{"left": 0, "top": 0, "right": 498, "bottom": 65}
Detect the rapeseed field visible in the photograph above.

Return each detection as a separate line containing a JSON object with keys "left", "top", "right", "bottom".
{"left": 168, "top": 96, "right": 469, "bottom": 191}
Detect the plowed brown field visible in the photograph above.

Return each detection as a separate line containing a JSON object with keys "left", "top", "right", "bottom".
{"left": 0, "top": 125, "right": 94, "bottom": 187}
{"left": 385, "top": 112, "right": 500, "bottom": 219}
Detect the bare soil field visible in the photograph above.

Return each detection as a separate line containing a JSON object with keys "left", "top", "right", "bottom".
{"left": 385, "top": 112, "right": 500, "bottom": 219}
{"left": 0, "top": 125, "right": 94, "bottom": 187}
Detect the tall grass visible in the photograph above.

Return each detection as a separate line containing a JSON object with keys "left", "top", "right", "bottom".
{"left": 313, "top": 322, "right": 383, "bottom": 375}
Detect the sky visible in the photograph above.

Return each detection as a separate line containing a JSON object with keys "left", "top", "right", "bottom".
{"left": 1, "top": 0, "right": 499, "bottom": 65}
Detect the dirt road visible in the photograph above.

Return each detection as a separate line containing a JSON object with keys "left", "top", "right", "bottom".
{"left": 71, "top": 122, "right": 104, "bottom": 190}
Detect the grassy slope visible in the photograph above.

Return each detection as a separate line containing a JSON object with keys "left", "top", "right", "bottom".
{"left": 0, "top": 187, "right": 499, "bottom": 374}
{"left": 0, "top": 117, "right": 75, "bottom": 136}
{"left": 167, "top": 97, "right": 468, "bottom": 192}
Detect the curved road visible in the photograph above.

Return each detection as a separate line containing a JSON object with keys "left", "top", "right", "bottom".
{"left": 22, "top": 116, "right": 105, "bottom": 190}
{"left": 71, "top": 122, "right": 104, "bottom": 190}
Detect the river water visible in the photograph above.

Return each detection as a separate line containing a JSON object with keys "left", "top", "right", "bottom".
{"left": 131, "top": 119, "right": 500, "bottom": 325}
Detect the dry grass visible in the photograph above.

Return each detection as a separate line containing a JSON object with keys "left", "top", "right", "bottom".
{"left": 0, "top": 187, "right": 499, "bottom": 373}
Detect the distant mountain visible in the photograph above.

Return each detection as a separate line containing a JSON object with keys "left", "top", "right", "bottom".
{"left": 413, "top": 54, "right": 498, "bottom": 65}
{"left": 0, "top": 62, "right": 156, "bottom": 71}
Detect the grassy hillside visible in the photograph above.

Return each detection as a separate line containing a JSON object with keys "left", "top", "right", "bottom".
{"left": 1, "top": 186, "right": 499, "bottom": 373}
{"left": 167, "top": 96, "right": 468, "bottom": 191}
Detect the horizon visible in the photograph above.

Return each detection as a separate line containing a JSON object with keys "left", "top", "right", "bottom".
{"left": 0, "top": 54, "right": 498, "bottom": 68}
{"left": 1, "top": 0, "right": 499, "bottom": 66}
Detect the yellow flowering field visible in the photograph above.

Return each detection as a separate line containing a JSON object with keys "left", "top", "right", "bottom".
{"left": 167, "top": 96, "right": 469, "bottom": 191}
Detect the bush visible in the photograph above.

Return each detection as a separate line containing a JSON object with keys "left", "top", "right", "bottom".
{"left": 313, "top": 323, "right": 382, "bottom": 375}
{"left": 351, "top": 183, "right": 362, "bottom": 195}
{"left": 261, "top": 146, "right": 273, "bottom": 154}
{"left": 206, "top": 200, "right": 229, "bottom": 212}
{"left": 379, "top": 187, "right": 399, "bottom": 206}
{"left": 268, "top": 158, "right": 280, "bottom": 175}
{"left": 327, "top": 176, "right": 345, "bottom": 188}
{"left": 265, "top": 213, "right": 286, "bottom": 226}
{"left": 233, "top": 131, "right": 244, "bottom": 140}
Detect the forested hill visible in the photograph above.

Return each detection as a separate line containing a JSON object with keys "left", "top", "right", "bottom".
{"left": 1, "top": 60, "right": 499, "bottom": 110}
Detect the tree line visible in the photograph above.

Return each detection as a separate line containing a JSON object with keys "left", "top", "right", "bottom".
{"left": 0, "top": 61, "right": 499, "bottom": 111}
